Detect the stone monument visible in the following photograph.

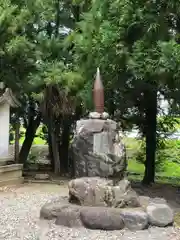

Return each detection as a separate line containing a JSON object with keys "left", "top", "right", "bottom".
{"left": 40, "top": 69, "right": 174, "bottom": 231}
{"left": 0, "top": 83, "right": 23, "bottom": 185}
{"left": 70, "top": 68, "right": 127, "bottom": 180}
{"left": 0, "top": 85, "right": 20, "bottom": 159}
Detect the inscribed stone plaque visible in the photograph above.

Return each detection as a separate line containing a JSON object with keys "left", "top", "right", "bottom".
{"left": 93, "top": 132, "right": 111, "bottom": 154}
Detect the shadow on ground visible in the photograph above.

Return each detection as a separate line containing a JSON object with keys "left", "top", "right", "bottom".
{"left": 132, "top": 182, "right": 180, "bottom": 208}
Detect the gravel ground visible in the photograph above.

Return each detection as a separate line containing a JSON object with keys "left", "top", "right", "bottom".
{"left": 0, "top": 184, "right": 179, "bottom": 240}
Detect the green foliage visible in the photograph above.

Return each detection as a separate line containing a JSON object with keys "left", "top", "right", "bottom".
{"left": 31, "top": 61, "right": 84, "bottom": 100}
{"left": 0, "top": 0, "right": 85, "bottom": 112}
{"left": 157, "top": 116, "right": 180, "bottom": 135}
{"left": 10, "top": 125, "right": 47, "bottom": 145}
{"left": 27, "top": 151, "right": 37, "bottom": 163}
{"left": 71, "top": 0, "right": 180, "bottom": 123}
{"left": 159, "top": 139, "right": 180, "bottom": 165}
{"left": 0, "top": 0, "right": 38, "bottom": 93}
{"left": 2, "top": 0, "right": 180, "bottom": 178}
{"left": 70, "top": 0, "right": 180, "bottom": 182}
{"left": 126, "top": 137, "right": 180, "bottom": 177}
{"left": 128, "top": 159, "right": 144, "bottom": 174}
{"left": 132, "top": 138, "right": 176, "bottom": 173}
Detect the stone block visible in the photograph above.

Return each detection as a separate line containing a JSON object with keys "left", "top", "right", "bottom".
{"left": 120, "top": 208, "right": 148, "bottom": 230}
{"left": 146, "top": 203, "right": 174, "bottom": 227}
{"left": 89, "top": 112, "right": 101, "bottom": 119}
{"left": 0, "top": 164, "right": 23, "bottom": 186}
{"left": 68, "top": 177, "right": 140, "bottom": 208}
{"left": 80, "top": 207, "right": 124, "bottom": 230}
{"left": 68, "top": 177, "right": 113, "bottom": 206}
{"left": 34, "top": 173, "right": 50, "bottom": 180}
{"left": 55, "top": 205, "right": 83, "bottom": 228}
{"left": 70, "top": 118, "right": 126, "bottom": 178}
{"left": 93, "top": 132, "right": 113, "bottom": 154}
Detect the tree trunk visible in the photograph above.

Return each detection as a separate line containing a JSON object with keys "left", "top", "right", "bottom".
{"left": 60, "top": 118, "right": 71, "bottom": 174}
{"left": 51, "top": 130, "right": 60, "bottom": 174}
{"left": 143, "top": 88, "right": 157, "bottom": 185}
{"left": 46, "top": 110, "right": 60, "bottom": 174}
{"left": 68, "top": 106, "right": 82, "bottom": 176}
{"left": 47, "top": 127, "right": 54, "bottom": 171}
{"left": 14, "top": 118, "right": 20, "bottom": 163}
{"left": 55, "top": 0, "right": 60, "bottom": 37}
{"left": 47, "top": 116, "right": 54, "bottom": 171}
{"left": 19, "top": 114, "right": 41, "bottom": 165}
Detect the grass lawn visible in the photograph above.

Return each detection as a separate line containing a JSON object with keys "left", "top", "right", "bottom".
{"left": 128, "top": 159, "right": 145, "bottom": 174}
{"left": 128, "top": 158, "right": 180, "bottom": 177}
{"left": 19, "top": 136, "right": 46, "bottom": 145}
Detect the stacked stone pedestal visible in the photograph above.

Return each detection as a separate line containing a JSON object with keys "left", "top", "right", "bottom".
{"left": 40, "top": 177, "right": 174, "bottom": 231}
{"left": 40, "top": 111, "right": 174, "bottom": 231}
{"left": 70, "top": 112, "right": 127, "bottom": 180}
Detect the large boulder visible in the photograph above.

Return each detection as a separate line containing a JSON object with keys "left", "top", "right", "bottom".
{"left": 119, "top": 209, "right": 148, "bottom": 230}
{"left": 146, "top": 203, "right": 174, "bottom": 227}
{"left": 40, "top": 201, "right": 148, "bottom": 231}
{"left": 69, "top": 118, "right": 126, "bottom": 179}
{"left": 68, "top": 177, "right": 140, "bottom": 208}
{"left": 68, "top": 177, "right": 113, "bottom": 206}
{"left": 139, "top": 196, "right": 167, "bottom": 209}
{"left": 80, "top": 207, "right": 124, "bottom": 230}
{"left": 40, "top": 195, "right": 174, "bottom": 230}
{"left": 40, "top": 197, "right": 69, "bottom": 220}
{"left": 55, "top": 205, "right": 83, "bottom": 228}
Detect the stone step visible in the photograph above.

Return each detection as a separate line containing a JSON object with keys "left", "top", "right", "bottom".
{"left": 0, "top": 156, "right": 14, "bottom": 166}
{"left": 0, "top": 164, "right": 23, "bottom": 181}
{"left": 0, "top": 177, "right": 24, "bottom": 187}
{"left": 0, "top": 164, "right": 23, "bottom": 186}
{"left": 0, "top": 164, "right": 23, "bottom": 172}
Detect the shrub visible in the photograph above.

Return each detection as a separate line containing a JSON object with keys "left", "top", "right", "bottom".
{"left": 127, "top": 137, "right": 180, "bottom": 173}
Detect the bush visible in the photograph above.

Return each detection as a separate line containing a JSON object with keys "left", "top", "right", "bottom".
{"left": 9, "top": 124, "right": 47, "bottom": 145}
{"left": 125, "top": 137, "right": 180, "bottom": 174}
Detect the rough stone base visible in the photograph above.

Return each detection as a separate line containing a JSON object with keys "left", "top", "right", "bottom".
{"left": 40, "top": 177, "right": 174, "bottom": 231}
{"left": 40, "top": 198, "right": 174, "bottom": 231}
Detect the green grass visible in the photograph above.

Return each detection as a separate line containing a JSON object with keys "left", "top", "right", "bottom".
{"left": 19, "top": 136, "right": 46, "bottom": 145}
{"left": 11, "top": 125, "right": 46, "bottom": 145}
{"left": 128, "top": 159, "right": 145, "bottom": 174}
{"left": 158, "top": 161, "right": 180, "bottom": 177}
{"left": 128, "top": 159, "right": 180, "bottom": 178}
{"left": 124, "top": 136, "right": 180, "bottom": 185}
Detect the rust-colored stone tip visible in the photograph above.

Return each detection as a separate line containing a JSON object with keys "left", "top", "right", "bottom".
{"left": 93, "top": 68, "right": 104, "bottom": 113}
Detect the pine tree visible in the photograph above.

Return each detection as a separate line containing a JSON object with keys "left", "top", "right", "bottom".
{"left": 72, "top": 0, "right": 180, "bottom": 184}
